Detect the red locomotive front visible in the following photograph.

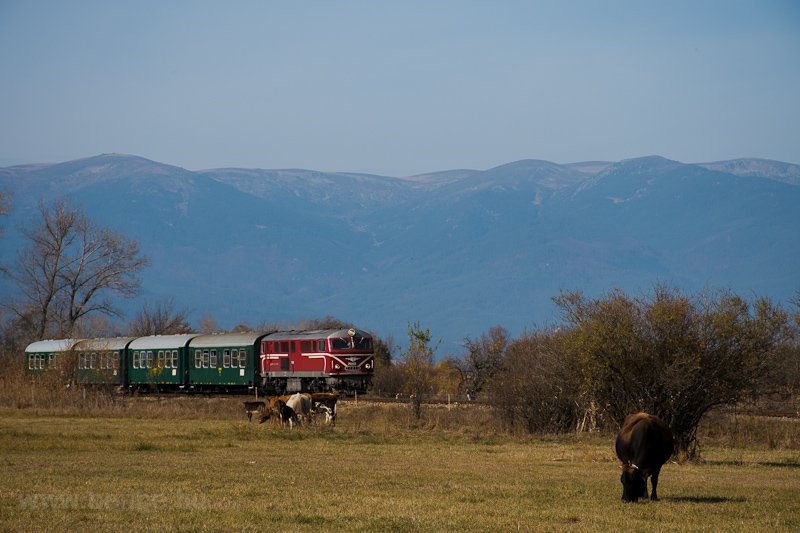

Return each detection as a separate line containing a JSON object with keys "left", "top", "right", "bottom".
{"left": 260, "top": 328, "right": 374, "bottom": 394}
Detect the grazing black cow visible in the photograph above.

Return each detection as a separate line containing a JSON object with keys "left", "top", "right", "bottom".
{"left": 615, "top": 412, "right": 674, "bottom": 502}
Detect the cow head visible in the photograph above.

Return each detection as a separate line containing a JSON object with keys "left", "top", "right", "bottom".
{"left": 620, "top": 463, "right": 647, "bottom": 502}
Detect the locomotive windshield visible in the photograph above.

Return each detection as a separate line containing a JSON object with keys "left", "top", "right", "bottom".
{"left": 330, "top": 336, "right": 372, "bottom": 351}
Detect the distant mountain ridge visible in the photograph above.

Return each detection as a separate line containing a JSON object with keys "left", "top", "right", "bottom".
{"left": 1, "top": 153, "right": 798, "bottom": 351}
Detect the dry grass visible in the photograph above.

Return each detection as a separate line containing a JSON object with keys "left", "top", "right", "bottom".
{"left": 1, "top": 400, "right": 799, "bottom": 532}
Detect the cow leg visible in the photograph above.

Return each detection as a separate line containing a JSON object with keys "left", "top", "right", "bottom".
{"left": 650, "top": 466, "right": 662, "bottom": 501}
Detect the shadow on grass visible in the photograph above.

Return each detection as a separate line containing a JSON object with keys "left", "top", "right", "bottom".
{"left": 665, "top": 496, "right": 747, "bottom": 504}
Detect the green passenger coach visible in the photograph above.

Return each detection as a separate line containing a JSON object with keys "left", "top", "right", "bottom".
{"left": 25, "top": 339, "right": 79, "bottom": 373}
{"left": 74, "top": 337, "right": 135, "bottom": 385}
{"left": 187, "top": 332, "right": 266, "bottom": 390}
{"left": 127, "top": 334, "right": 199, "bottom": 389}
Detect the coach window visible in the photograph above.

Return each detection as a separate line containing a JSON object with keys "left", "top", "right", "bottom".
{"left": 158, "top": 351, "right": 165, "bottom": 368}
{"left": 133, "top": 351, "right": 139, "bottom": 369}
{"left": 90, "top": 353, "right": 97, "bottom": 369}
{"left": 210, "top": 350, "right": 217, "bottom": 368}
{"left": 146, "top": 351, "right": 154, "bottom": 368}
{"left": 195, "top": 350, "right": 202, "bottom": 368}
{"left": 113, "top": 352, "right": 120, "bottom": 370}
{"left": 238, "top": 349, "right": 247, "bottom": 368}
{"left": 171, "top": 350, "right": 178, "bottom": 368}
{"left": 78, "top": 353, "right": 85, "bottom": 370}
{"left": 202, "top": 350, "right": 210, "bottom": 368}
{"left": 223, "top": 349, "right": 230, "bottom": 368}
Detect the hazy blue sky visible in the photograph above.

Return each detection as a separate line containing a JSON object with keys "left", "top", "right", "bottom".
{"left": 1, "top": 0, "right": 798, "bottom": 176}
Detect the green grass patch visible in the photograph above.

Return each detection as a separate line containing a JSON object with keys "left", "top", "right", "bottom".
{"left": 0, "top": 407, "right": 798, "bottom": 532}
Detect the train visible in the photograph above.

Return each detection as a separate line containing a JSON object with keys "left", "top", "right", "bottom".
{"left": 24, "top": 327, "right": 375, "bottom": 395}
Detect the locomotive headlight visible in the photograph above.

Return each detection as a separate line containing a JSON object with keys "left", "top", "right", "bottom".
{"left": 334, "top": 363, "right": 342, "bottom": 370}
{"left": 365, "top": 362, "right": 372, "bottom": 370}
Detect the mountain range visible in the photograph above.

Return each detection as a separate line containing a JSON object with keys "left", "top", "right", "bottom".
{"left": 2, "top": 153, "right": 799, "bottom": 353}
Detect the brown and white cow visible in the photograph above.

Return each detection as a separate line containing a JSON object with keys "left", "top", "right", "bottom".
{"left": 615, "top": 412, "right": 674, "bottom": 502}
{"left": 310, "top": 392, "right": 338, "bottom": 426}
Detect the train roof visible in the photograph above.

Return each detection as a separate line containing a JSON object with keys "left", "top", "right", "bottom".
{"left": 74, "top": 337, "right": 136, "bottom": 351}
{"left": 128, "top": 334, "right": 199, "bottom": 350}
{"left": 188, "top": 331, "right": 268, "bottom": 348}
{"left": 25, "top": 339, "right": 81, "bottom": 353}
{"left": 265, "top": 328, "right": 371, "bottom": 341}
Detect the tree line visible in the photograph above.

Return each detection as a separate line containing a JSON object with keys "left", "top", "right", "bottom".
{"left": 2, "top": 198, "right": 798, "bottom": 459}
{"left": 381, "top": 287, "right": 799, "bottom": 459}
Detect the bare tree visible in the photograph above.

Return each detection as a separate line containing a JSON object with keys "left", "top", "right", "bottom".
{"left": 8, "top": 200, "right": 149, "bottom": 339}
{"left": 461, "top": 325, "right": 509, "bottom": 399}
{"left": 128, "top": 299, "right": 191, "bottom": 336}
{"left": 198, "top": 313, "right": 220, "bottom": 334}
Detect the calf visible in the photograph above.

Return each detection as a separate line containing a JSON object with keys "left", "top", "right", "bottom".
{"left": 313, "top": 403, "right": 335, "bottom": 425}
{"left": 615, "top": 412, "right": 674, "bottom": 502}
{"left": 310, "top": 392, "right": 338, "bottom": 427}
{"left": 243, "top": 401, "right": 265, "bottom": 422}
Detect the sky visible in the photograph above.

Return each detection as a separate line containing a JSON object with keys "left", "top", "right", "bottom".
{"left": 1, "top": 0, "right": 798, "bottom": 176}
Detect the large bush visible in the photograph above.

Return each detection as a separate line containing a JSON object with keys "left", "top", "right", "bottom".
{"left": 487, "top": 330, "right": 580, "bottom": 434}
{"left": 553, "top": 286, "right": 793, "bottom": 459}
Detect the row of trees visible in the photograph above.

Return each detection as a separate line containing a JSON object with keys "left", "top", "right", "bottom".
{"left": 377, "top": 287, "right": 799, "bottom": 459}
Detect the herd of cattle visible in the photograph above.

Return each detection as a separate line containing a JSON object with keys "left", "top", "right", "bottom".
{"left": 243, "top": 392, "right": 338, "bottom": 429}
{"left": 246, "top": 396, "right": 675, "bottom": 503}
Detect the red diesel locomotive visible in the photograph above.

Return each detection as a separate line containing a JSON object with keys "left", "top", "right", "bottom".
{"left": 260, "top": 328, "right": 374, "bottom": 394}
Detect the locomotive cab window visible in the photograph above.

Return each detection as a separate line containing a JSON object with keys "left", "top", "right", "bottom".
{"left": 354, "top": 337, "right": 372, "bottom": 350}
{"left": 331, "top": 338, "right": 353, "bottom": 350}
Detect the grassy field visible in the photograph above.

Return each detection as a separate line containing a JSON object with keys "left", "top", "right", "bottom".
{"left": 0, "top": 401, "right": 798, "bottom": 532}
